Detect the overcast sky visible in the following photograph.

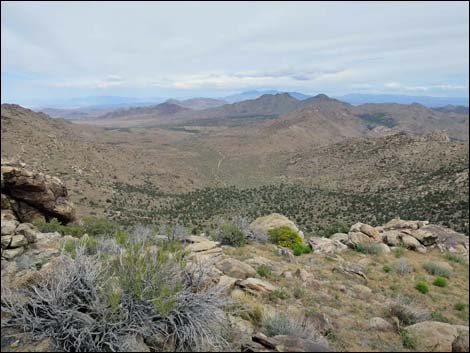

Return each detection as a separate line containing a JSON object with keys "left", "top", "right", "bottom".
{"left": 1, "top": 1, "right": 469, "bottom": 105}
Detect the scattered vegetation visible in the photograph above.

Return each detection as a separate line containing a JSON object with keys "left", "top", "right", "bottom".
{"left": 454, "top": 303, "right": 466, "bottom": 311}
{"left": 389, "top": 300, "right": 429, "bottom": 325}
{"left": 423, "top": 262, "right": 452, "bottom": 278}
{"left": 390, "top": 259, "right": 414, "bottom": 276}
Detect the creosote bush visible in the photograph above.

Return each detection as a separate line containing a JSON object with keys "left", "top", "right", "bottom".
{"left": 256, "top": 264, "right": 272, "bottom": 278}
{"left": 2, "top": 229, "right": 230, "bottom": 352}
{"left": 389, "top": 299, "right": 429, "bottom": 325}
{"left": 268, "top": 226, "right": 303, "bottom": 249}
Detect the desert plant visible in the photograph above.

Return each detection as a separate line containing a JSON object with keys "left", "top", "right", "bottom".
{"left": 399, "top": 328, "right": 417, "bottom": 349}
{"left": 390, "top": 259, "right": 414, "bottom": 276}
{"left": 423, "top": 262, "right": 452, "bottom": 278}
{"left": 354, "top": 243, "right": 384, "bottom": 255}
{"left": 256, "top": 264, "right": 272, "bottom": 278}
{"left": 292, "top": 243, "right": 312, "bottom": 256}
{"left": 383, "top": 264, "right": 391, "bottom": 273}
{"left": 393, "top": 246, "right": 406, "bottom": 258}
{"left": 269, "top": 288, "right": 290, "bottom": 302}
{"left": 217, "top": 223, "right": 246, "bottom": 247}
{"left": 262, "top": 311, "right": 312, "bottom": 339}
{"left": 454, "top": 303, "right": 466, "bottom": 311}
{"left": 443, "top": 252, "right": 466, "bottom": 265}
{"left": 432, "top": 276, "right": 448, "bottom": 287}
{"left": 389, "top": 299, "right": 429, "bottom": 325}
{"left": 268, "top": 226, "right": 303, "bottom": 249}
{"left": 415, "top": 281, "right": 429, "bottom": 294}
{"left": 2, "top": 233, "right": 230, "bottom": 352}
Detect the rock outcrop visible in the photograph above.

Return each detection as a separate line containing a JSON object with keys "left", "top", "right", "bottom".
{"left": 1, "top": 159, "right": 76, "bottom": 224}
{"left": 248, "top": 213, "right": 302, "bottom": 240}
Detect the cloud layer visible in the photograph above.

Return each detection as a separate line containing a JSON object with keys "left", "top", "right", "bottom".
{"left": 1, "top": 1, "right": 468, "bottom": 105}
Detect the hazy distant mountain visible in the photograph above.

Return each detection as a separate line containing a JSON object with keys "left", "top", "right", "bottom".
{"left": 96, "top": 102, "right": 190, "bottom": 120}
{"left": 223, "top": 90, "right": 310, "bottom": 103}
{"left": 432, "top": 105, "right": 469, "bottom": 115}
{"left": 36, "top": 95, "right": 165, "bottom": 110}
{"left": 166, "top": 97, "right": 227, "bottom": 110}
{"left": 302, "top": 93, "right": 353, "bottom": 111}
{"left": 337, "top": 93, "right": 469, "bottom": 107}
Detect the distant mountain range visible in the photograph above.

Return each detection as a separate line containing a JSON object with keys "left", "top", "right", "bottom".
{"left": 336, "top": 93, "right": 469, "bottom": 107}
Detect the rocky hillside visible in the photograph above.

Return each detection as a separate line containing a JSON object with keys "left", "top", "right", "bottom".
{"left": 1, "top": 200, "right": 469, "bottom": 351}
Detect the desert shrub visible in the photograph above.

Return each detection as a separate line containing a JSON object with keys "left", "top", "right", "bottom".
{"left": 293, "top": 286, "right": 307, "bottom": 299}
{"left": 423, "top": 262, "right": 452, "bottom": 278}
{"left": 399, "top": 328, "right": 417, "bottom": 349}
{"left": 432, "top": 276, "right": 448, "bottom": 287}
{"left": 232, "top": 291, "right": 264, "bottom": 327}
{"left": 321, "top": 221, "right": 349, "bottom": 238}
{"left": 454, "top": 303, "right": 466, "bottom": 311}
{"left": 33, "top": 217, "right": 84, "bottom": 237}
{"left": 262, "top": 312, "right": 312, "bottom": 339}
{"left": 159, "top": 223, "right": 188, "bottom": 241}
{"left": 443, "top": 252, "right": 466, "bottom": 265}
{"left": 430, "top": 310, "right": 450, "bottom": 323}
{"left": 257, "top": 265, "right": 272, "bottom": 278}
{"left": 217, "top": 223, "right": 246, "bottom": 247}
{"left": 354, "top": 243, "right": 384, "bottom": 255}
{"left": 389, "top": 299, "right": 429, "bottom": 325}
{"left": 383, "top": 264, "right": 391, "bottom": 273}
{"left": 2, "top": 234, "right": 229, "bottom": 352}
{"left": 415, "top": 281, "right": 429, "bottom": 294}
{"left": 292, "top": 243, "right": 312, "bottom": 256}
{"left": 269, "top": 288, "right": 290, "bottom": 302}
{"left": 393, "top": 246, "right": 406, "bottom": 258}
{"left": 390, "top": 259, "right": 414, "bottom": 276}
{"left": 83, "top": 216, "right": 121, "bottom": 237}
{"left": 268, "top": 226, "right": 303, "bottom": 249}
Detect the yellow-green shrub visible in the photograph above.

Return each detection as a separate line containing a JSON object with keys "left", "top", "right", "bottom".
{"left": 268, "top": 226, "right": 303, "bottom": 249}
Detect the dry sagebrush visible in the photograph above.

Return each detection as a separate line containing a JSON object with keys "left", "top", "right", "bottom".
{"left": 2, "top": 235, "right": 230, "bottom": 352}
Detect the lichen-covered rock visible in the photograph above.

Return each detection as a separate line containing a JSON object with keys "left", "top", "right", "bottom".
{"left": 238, "top": 278, "right": 277, "bottom": 294}
{"left": 1, "top": 219, "right": 18, "bottom": 236}
{"left": 308, "top": 237, "right": 348, "bottom": 254}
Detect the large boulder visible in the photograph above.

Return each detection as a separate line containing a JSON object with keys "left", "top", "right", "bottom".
{"left": 308, "top": 237, "right": 348, "bottom": 254}
{"left": 215, "top": 258, "right": 257, "bottom": 279}
{"left": 405, "top": 321, "right": 469, "bottom": 352}
{"left": 1, "top": 160, "right": 76, "bottom": 224}
{"left": 248, "top": 213, "right": 300, "bottom": 240}
{"left": 237, "top": 278, "right": 277, "bottom": 294}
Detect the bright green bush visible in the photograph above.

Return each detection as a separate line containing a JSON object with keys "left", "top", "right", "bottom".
{"left": 292, "top": 243, "right": 311, "bottom": 256}
{"left": 432, "top": 276, "right": 448, "bottom": 287}
{"left": 217, "top": 223, "right": 246, "bottom": 247}
{"left": 415, "top": 281, "right": 429, "bottom": 294}
{"left": 268, "top": 226, "right": 303, "bottom": 249}
{"left": 454, "top": 303, "right": 466, "bottom": 311}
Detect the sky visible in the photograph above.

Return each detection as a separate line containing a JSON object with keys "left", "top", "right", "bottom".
{"left": 1, "top": 1, "right": 469, "bottom": 106}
